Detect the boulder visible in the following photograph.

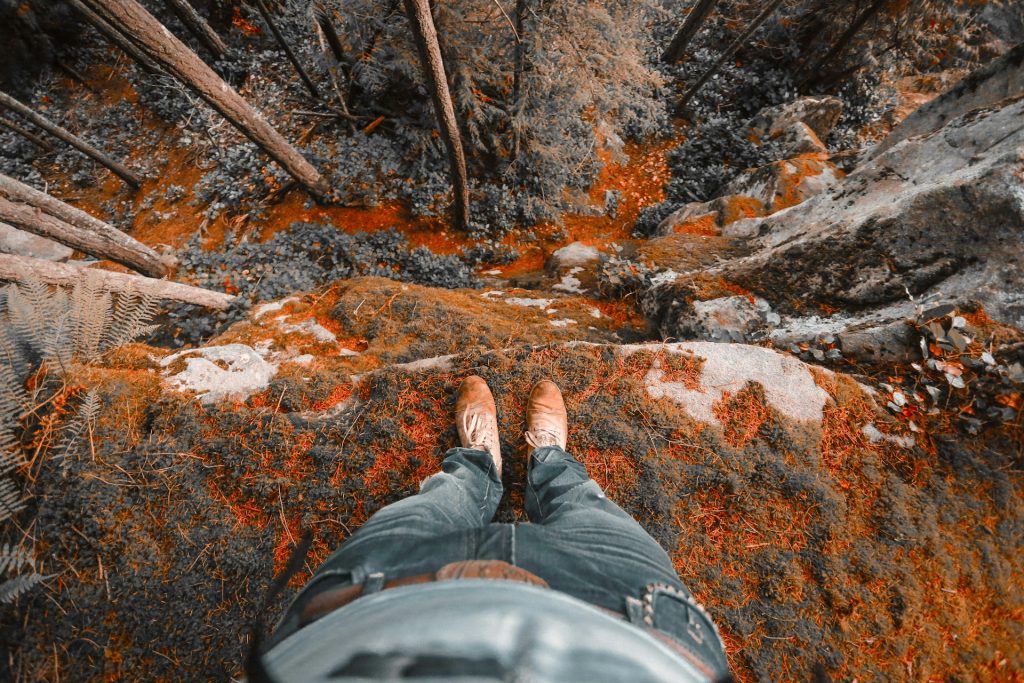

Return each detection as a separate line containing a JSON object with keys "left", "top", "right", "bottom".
{"left": 654, "top": 155, "right": 842, "bottom": 238}
{"left": 773, "top": 121, "right": 828, "bottom": 156}
{"left": 549, "top": 241, "right": 600, "bottom": 269}
{"left": 0, "top": 221, "right": 73, "bottom": 260}
{"left": 719, "top": 154, "right": 842, "bottom": 216}
{"left": 668, "top": 295, "right": 779, "bottom": 343}
{"left": 748, "top": 95, "right": 844, "bottom": 141}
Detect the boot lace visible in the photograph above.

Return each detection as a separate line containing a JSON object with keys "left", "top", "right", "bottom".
{"left": 463, "top": 412, "right": 495, "bottom": 452}
{"left": 524, "top": 428, "right": 561, "bottom": 449}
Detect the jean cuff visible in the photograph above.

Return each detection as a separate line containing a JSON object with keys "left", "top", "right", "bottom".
{"left": 444, "top": 446, "right": 501, "bottom": 482}
{"left": 530, "top": 445, "right": 572, "bottom": 462}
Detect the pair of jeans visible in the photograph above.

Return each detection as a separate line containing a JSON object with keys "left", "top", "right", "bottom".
{"left": 270, "top": 445, "right": 729, "bottom": 677}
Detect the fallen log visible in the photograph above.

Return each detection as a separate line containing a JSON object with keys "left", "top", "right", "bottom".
{"left": 0, "top": 117, "right": 54, "bottom": 151}
{"left": 67, "top": 0, "right": 164, "bottom": 74}
{"left": 0, "top": 174, "right": 175, "bottom": 277}
{"left": 162, "top": 0, "right": 228, "bottom": 59}
{"left": 0, "top": 253, "right": 235, "bottom": 310}
{"left": 0, "top": 204, "right": 169, "bottom": 280}
{"left": 81, "top": 0, "right": 329, "bottom": 199}
{"left": 0, "top": 91, "right": 144, "bottom": 189}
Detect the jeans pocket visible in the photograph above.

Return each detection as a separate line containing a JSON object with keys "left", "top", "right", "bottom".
{"left": 640, "top": 583, "right": 731, "bottom": 681}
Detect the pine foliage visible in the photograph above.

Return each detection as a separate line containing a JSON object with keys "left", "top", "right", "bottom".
{"left": 321, "top": 0, "right": 668, "bottom": 225}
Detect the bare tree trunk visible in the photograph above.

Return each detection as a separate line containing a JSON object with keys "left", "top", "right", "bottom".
{"left": 162, "top": 0, "right": 227, "bottom": 59}
{"left": 0, "top": 174, "right": 174, "bottom": 277}
{"left": 402, "top": 0, "right": 471, "bottom": 231}
{"left": 313, "top": 2, "right": 347, "bottom": 64}
{"left": 0, "top": 253, "right": 234, "bottom": 310}
{"left": 311, "top": 6, "right": 356, "bottom": 133}
{"left": 0, "top": 91, "right": 144, "bottom": 189}
{"left": 80, "top": 0, "right": 329, "bottom": 199}
{"left": 67, "top": 0, "right": 164, "bottom": 74}
{"left": 662, "top": 0, "right": 719, "bottom": 63}
{"left": 511, "top": 0, "right": 528, "bottom": 164}
{"left": 0, "top": 117, "right": 54, "bottom": 152}
{"left": 254, "top": 0, "right": 320, "bottom": 100}
{"left": 801, "top": 0, "right": 886, "bottom": 87}
{"left": 679, "top": 0, "right": 786, "bottom": 108}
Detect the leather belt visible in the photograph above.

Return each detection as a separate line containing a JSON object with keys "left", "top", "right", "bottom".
{"left": 299, "top": 560, "right": 548, "bottom": 626}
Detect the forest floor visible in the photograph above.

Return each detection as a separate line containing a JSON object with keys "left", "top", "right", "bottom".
{"left": 2, "top": 17, "right": 1022, "bottom": 683}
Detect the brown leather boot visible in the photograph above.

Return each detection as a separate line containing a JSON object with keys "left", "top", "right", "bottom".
{"left": 525, "top": 380, "right": 568, "bottom": 450}
{"left": 455, "top": 375, "right": 501, "bottom": 474}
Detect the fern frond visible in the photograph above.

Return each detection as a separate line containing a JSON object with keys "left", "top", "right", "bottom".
{"left": 55, "top": 389, "right": 100, "bottom": 470}
{"left": 103, "top": 288, "right": 159, "bottom": 352}
{"left": 0, "top": 323, "right": 29, "bottom": 390}
{"left": 0, "top": 543, "right": 33, "bottom": 575}
{"left": 0, "top": 572, "right": 45, "bottom": 604}
{"left": 0, "top": 441, "right": 23, "bottom": 476}
{"left": 0, "top": 477, "right": 25, "bottom": 524}
{"left": 70, "top": 272, "right": 112, "bottom": 362}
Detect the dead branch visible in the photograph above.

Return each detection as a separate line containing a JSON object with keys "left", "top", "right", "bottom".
{"left": 0, "top": 253, "right": 235, "bottom": 310}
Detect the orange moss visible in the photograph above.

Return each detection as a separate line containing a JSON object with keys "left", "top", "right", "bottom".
{"left": 576, "top": 447, "right": 639, "bottom": 498}
{"left": 311, "top": 384, "right": 354, "bottom": 411}
{"left": 687, "top": 274, "right": 756, "bottom": 304}
{"left": 718, "top": 195, "right": 766, "bottom": 225}
{"left": 660, "top": 350, "right": 704, "bottom": 390}
{"left": 713, "top": 384, "right": 770, "bottom": 448}
{"left": 672, "top": 213, "right": 720, "bottom": 236}
{"left": 770, "top": 154, "right": 842, "bottom": 212}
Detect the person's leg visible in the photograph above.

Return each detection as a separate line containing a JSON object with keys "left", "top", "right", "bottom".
{"left": 271, "top": 376, "right": 505, "bottom": 643}
{"left": 519, "top": 377, "right": 686, "bottom": 607}
{"left": 520, "top": 444, "right": 730, "bottom": 679}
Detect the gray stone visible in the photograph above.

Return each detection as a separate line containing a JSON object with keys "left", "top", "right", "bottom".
{"left": 773, "top": 122, "right": 828, "bottom": 156}
{"left": 549, "top": 242, "right": 600, "bottom": 269}
{"left": 0, "top": 222, "right": 74, "bottom": 261}
{"left": 662, "top": 295, "right": 777, "bottom": 343}
{"left": 748, "top": 96, "right": 844, "bottom": 140}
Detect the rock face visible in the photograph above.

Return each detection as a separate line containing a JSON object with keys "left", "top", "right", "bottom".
{"left": 871, "top": 42, "right": 1024, "bottom": 157}
{"left": 645, "top": 81, "right": 1024, "bottom": 350}
{"left": 721, "top": 94, "right": 1024, "bottom": 324}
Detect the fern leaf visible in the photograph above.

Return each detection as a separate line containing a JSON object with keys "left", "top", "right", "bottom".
{"left": 70, "top": 272, "right": 112, "bottom": 362}
{"left": 0, "top": 441, "right": 23, "bottom": 476}
{"left": 0, "top": 477, "right": 25, "bottom": 524}
{"left": 102, "top": 289, "right": 159, "bottom": 352}
{"left": 55, "top": 389, "right": 100, "bottom": 470}
{"left": 0, "top": 543, "right": 33, "bottom": 575}
{"left": 0, "top": 572, "right": 45, "bottom": 604}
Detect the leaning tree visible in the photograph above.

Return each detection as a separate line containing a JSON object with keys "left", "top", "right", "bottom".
{"left": 76, "top": 0, "right": 330, "bottom": 199}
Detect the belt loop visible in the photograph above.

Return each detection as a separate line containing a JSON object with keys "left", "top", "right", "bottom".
{"left": 364, "top": 572, "right": 386, "bottom": 594}
{"left": 625, "top": 596, "right": 646, "bottom": 625}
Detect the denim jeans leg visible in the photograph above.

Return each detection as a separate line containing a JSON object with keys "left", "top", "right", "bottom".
{"left": 520, "top": 446, "right": 688, "bottom": 610}
{"left": 270, "top": 447, "right": 502, "bottom": 644}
